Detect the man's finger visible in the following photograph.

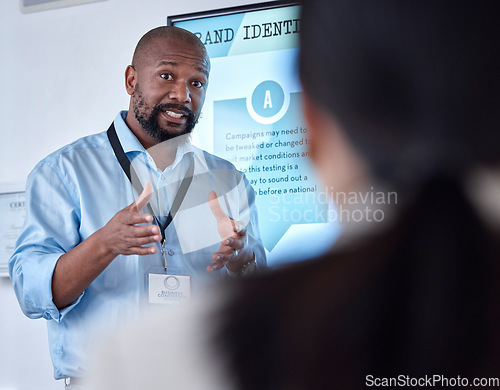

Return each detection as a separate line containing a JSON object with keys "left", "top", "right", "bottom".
{"left": 207, "top": 259, "right": 227, "bottom": 272}
{"left": 134, "top": 182, "right": 153, "bottom": 212}
{"left": 124, "top": 212, "right": 155, "bottom": 226}
{"left": 127, "top": 246, "right": 158, "bottom": 256}
{"left": 208, "top": 191, "right": 227, "bottom": 221}
{"left": 223, "top": 237, "right": 245, "bottom": 250}
{"left": 128, "top": 224, "right": 161, "bottom": 239}
{"left": 233, "top": 225, "right": 247, "bottom": 235}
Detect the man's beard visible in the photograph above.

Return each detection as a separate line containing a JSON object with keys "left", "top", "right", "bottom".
{"left": 132, "top": 90, "right": 198, "bottom": 143}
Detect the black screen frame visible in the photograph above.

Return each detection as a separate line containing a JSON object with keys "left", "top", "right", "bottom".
{"left": 167, "top": 1, "right": 300, "bottom": 27}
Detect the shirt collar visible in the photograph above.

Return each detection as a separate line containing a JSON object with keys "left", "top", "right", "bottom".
{"left": 113, "top": 111, "right": 145, "bottom": 154}
{"left": 168, "top": 134, "right": 196, "bottom": 170}
{"left": 113, "top": 111, "right": 207, "bottom": 171}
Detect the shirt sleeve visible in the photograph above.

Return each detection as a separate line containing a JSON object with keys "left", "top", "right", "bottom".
{"left": 9, "top": 161, "right": 84, "bottom": 322}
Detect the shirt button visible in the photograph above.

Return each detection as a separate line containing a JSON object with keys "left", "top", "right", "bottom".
{"left": 168, "top": 250, "right": 174, "bottom": 256}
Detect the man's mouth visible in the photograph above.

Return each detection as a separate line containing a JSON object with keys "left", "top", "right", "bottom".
{"left": 161, "top": 109, "right": 188, "bottom": 125}
{"left": 164, "top": 110, "right": 184, "bottom": 119}
{"left": 152, "top": 103, "right": 195, "bottom": 130}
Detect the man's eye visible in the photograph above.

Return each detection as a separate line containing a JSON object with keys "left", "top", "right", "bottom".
{"left": 192, "top": 80, "right": 204, "bottom": 88}
{"left": 160, "top": 73, "right": 173, "bottom": 80}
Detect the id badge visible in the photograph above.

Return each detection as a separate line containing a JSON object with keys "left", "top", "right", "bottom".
{"left": 148, "top": 273, "right": 191, "bottom": 305}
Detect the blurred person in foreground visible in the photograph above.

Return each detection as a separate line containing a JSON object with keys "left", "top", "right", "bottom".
{"left": 90, "top": 1, "right": 500, "bottom": 388}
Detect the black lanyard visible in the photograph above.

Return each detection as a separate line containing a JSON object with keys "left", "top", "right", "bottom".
{"left": 107, "top": 123, "right": 194, "bottom": 269}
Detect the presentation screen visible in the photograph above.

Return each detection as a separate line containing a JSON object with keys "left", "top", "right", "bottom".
{"left": 168, "top": 1, "right": 339, "bottom": 267}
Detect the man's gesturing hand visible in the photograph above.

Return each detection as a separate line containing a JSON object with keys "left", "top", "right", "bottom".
{"left": 100, "top": 182, "right": 162, "bottom": 256}
{"left": 52, "top": 183, "right": 162, "bottom": 309}
{"left": 207, "top": 191, "right": 251, "bottom": 272}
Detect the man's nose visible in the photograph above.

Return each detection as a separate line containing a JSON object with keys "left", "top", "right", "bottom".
{"left": 168, "top": 82, "right": 191, "bottom": 103}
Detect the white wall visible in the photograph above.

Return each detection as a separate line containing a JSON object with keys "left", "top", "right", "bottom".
{"left": 0, "top": 0, "right": 270, "bottom": 388}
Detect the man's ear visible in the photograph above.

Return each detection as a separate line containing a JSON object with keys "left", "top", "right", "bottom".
{"left": 125, "top": 65, "right": 136, "bottom": 96}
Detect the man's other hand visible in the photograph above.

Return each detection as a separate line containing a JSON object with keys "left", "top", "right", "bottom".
{"left": 207, "top": 191, "right": 252, "bottom": 272}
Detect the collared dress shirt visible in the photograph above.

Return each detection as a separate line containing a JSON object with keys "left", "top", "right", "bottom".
{"left": 9, "top": 111, "right": 266, "bottom": 380}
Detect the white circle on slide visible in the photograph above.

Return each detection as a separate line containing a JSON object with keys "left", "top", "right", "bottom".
{"left": 246, "top": 80, "right": 290, "bottom": 124}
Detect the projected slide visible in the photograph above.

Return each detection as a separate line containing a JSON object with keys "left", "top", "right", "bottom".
{"left": 170, "top": 3, "right": 340, "bottom": 266}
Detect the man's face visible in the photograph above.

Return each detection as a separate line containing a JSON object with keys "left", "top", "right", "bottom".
{"left": 128, "top": 37, "right": 209, "bottom": 143}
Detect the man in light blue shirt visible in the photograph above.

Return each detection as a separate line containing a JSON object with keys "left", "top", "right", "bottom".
{"left": 9, "top": 26, "right": 266, "bottom": 385}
